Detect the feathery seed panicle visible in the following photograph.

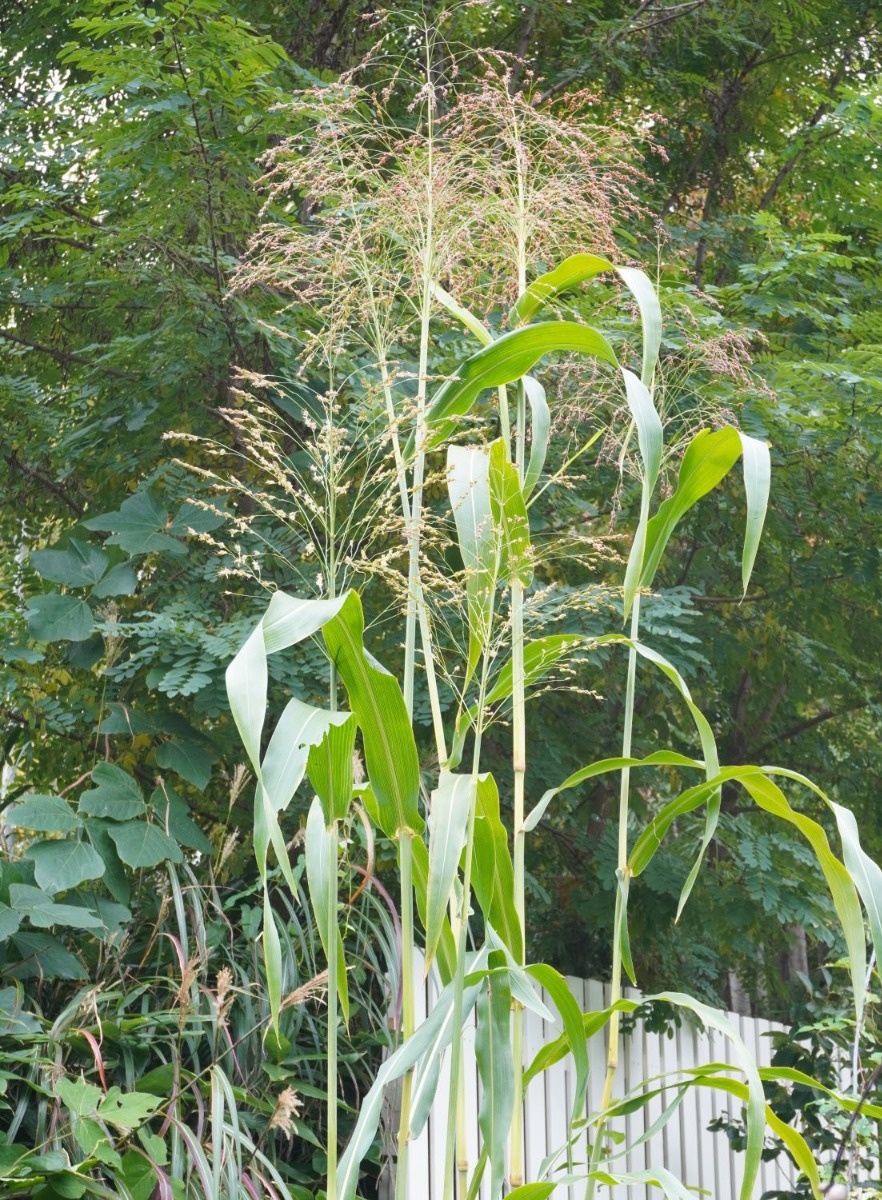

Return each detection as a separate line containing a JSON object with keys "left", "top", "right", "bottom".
{"left": 267, "top": 1086, "right": 303, "bottom": 1139}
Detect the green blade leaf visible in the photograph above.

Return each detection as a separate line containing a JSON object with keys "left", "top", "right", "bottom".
{"left": 432, "top": 282, "right": 494, "bottom": 346}
{"left": 424, "top": 771, "right": 474, "bottom": 970}
{"left": 616, "top": 266, "right": 662, "bottom": 387}
{"left": 525, "top": 750, "right": 702, "bottom": 834}
{"left": 475, "top": 961, "right": 514, "bottom": 1200}
{"left": 620, "top": 368, "right": 663, "bottom": 619}
{"left": 522, "top": 375, "right": 550, "bottom": 498}
{"left": 650, "top": 992, "right": 765, "bottom": 1200}
{"left": 305, "top": 798, "right": 349, "bottom": 1023}
{"left": 411, "top": 835, "right": 456, "bottom": 986}
{"left": 307, "top": 712, "right": 357, "bottom": 825}
{"left": 739, "top": 431, "right": 771, "bottom": 593}
{"left": 419, "top": 321, "right": 617, "bottom": 452}
{"left": 323, "top": 592, "right": 423, "bottom": 837}
{"left": 831, "top": 801, "right": 882, "bottom": 973}
{"left": 489, "top": 438, "right": 533, "bottom": 586}
{"left": 447, "top": 444, "right": 496, "bottom": 689}
{"left": 473, "top": 772, "right": 522, "bottom": 962}
{"left": 338, "top": 967, "right": 486, "bottom": 1200}
{"left": 641, "top": 427, "right": 742, "bottom": 590}
{"left": 509, "top": 253, "right": 613, "bottom": 326}
{"left": 262, "top": 885, "right": 283, "bottom": 1031}
{"left": 527, "top": 964, "right": 589, "bottom": 1122}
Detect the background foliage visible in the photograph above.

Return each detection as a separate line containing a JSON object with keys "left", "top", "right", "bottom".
{"left": 2, "top": 3, "right": 881, "bottom": 1194}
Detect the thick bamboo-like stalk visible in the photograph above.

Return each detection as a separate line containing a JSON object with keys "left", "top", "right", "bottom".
{"left": 398, "top": 32, "right": 440, "bottom": 1186}
{"left": 442, "top": 652, "right": 494, "bottom": 1200}
{"left": 326, "top": 821, "right": 339, "bottom": 1200}
{"left": 394, "top": 832, "right": 416, "bottom": 1200}
{"left": 585, "top": 594, "right": 641, "bottom": 1200}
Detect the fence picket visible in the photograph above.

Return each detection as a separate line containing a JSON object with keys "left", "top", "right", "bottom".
{"left": 399, "top": 957, "right": 797, "bottom": 1200}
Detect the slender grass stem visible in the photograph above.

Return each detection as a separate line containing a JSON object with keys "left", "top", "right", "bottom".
{"left": 510, "top": 162, "right": 530, "bottom": 1184}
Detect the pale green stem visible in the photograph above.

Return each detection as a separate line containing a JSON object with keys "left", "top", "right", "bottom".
{"left": 398, "top": 37, "right": 438, "bottom": 1191}
{"left": 327, "top": 546, "right": 339, "bottom": 1200}
{"left": 510, "top": 146, "right": 529, "bottom": 1185}
{"left": 584, "top": 594, "right": 642, "bottom": 1200}
{"left": 442, "top": 652, "right": 494, "bottom": 1200}
{"left": 326, "top": 820, "right": 339, "bottom": 1200}
{"left": 403, "top": 36, "right": 436, "bottom": 723}
{"left": 395, "top": 832, "right": 415, "bottom": 1200}
{"left": 379, "top": 356, "right": 447, "bottom": 764}
{"left": 456, "top": 1069, "right": 469, "bottom": 1198}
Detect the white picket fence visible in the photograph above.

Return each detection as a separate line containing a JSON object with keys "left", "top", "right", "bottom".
{"left": 382, "top": 963, "right": 798, "bottom": 1200}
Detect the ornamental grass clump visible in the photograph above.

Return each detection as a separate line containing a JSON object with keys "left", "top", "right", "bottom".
{"left": 223, "top": 17, "right": 882, "bottom": 1200}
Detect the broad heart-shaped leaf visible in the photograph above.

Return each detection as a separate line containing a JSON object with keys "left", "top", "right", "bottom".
{"left": 78, "top": 762, "right": 145, "bottom": 820}
{"left": 323, "top": 591, "right": 423, "bottom": 837}
{"left": 9, "top": 931, "right": 87, "bottom": 980}
{"left": 25, "top": 839, "right": 105, "bottom": 894}
{"left": 476, "top": 957, "right": 514, "bottom": 1200}
{"left": 305, "top": 799, "right": 349, "bottom": 1022}
{"left": 424, "top": 772, "right": 474, "bottom": 970}
{"left": 5, "top": 795, "right": 80, "bottom": 833}
{"left": 97, "top": 1087, "right": 162, "bottom": 1132}
{"left": 150, "top": 784, "right": 212, "bottom": 854}
{"left": 307, "top": 712, "right": 357, "bottom": 825}
{"left": 25, "top": 594, "right": 94, "bottom": 643}
{"left": 84, "top": 819, "right": 130, "bottom": 905}
{"left": 56, "top": 1077, "right": 102, "bottom": 1117}
{"left": 0, "top": 904, "right": 21, "bottom": 938}
{"left": 9, "top": 884, "right": 103, "bottom": 930}
{"left": 489, "top": 438, "right": 532, "bottom": 586}
{"left": 417, "top": 321, "right": 618, "bottom": 453}
{"left": 620, "top": 368, "right": 663, "bottom": 620}
{"left": 509, "top": 253, "right": 614, "bottom": 326}
{"left": 91, "top": 561, "right": 138, "bottom": 599}
{"left": 29, "top": 539, "right": 109, "bottom": 587}
{"left": 83, "top": 489, "right": 186, "bottom": 557}
{"left": 154, "top": 739, "right": 215, "bottom": 791}
{"left": 448, "top": 444, "right": 496, "bottom": 689}
{"left": 473, "top": 772, "right": 522, "bottom": 962}
{"left": 640, "top": 427, "right": 771, "bottom": 596}
{"left": 337, "top": 955, "right": 488, "bottom": 1200}
{"left": 107, "top": 821, "right": 183, "bottom": 868}
{"left": 522, "top": 375, "right": 550, "bottom": 498}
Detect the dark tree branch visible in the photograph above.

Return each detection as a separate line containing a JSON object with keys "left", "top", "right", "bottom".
{"left": 3, "top": 451, "right": 85, "bottom": 517}
{"left": 751, "top": 700, "right": 875, "bottom": 760}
